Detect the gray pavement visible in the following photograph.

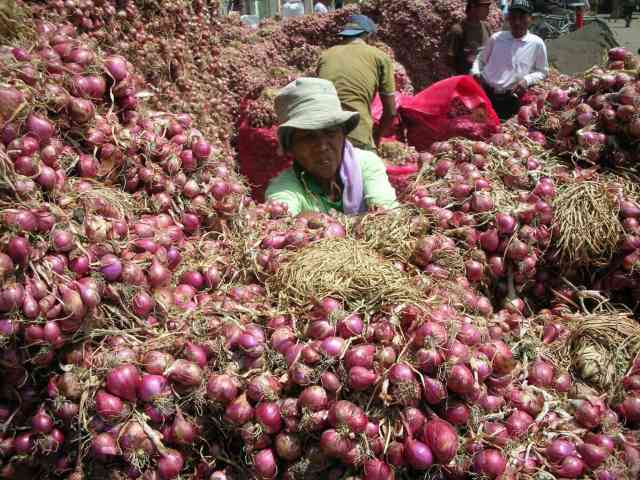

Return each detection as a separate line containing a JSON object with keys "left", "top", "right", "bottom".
{"left": 596, "top": 13, "right": 640, "bottom": 51}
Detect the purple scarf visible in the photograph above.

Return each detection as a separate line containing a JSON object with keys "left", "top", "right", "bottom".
{"left": 339, "top": 141, "right": 366, "bottom": 215}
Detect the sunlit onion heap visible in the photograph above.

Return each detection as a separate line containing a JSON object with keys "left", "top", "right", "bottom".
{"left": 0, "top": 4, "right": 640, "bottom": 480}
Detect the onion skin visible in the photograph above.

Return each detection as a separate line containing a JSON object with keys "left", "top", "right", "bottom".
{"left": 422, "top": 418, "right": 458, "bottom": 463}
{"left": 328, "top": 400, "right": 367, "bottom": 434}
{"left": 157, "top": 449, "right": 184, "bottom": 480}
{"left": 253, "top": 448, "right": 278, "bottom": 480}
{"left": 106, "top": 364, "right": 141, "bottom": 402}
{"left": 403, "top": 438, "right": 433, "bottom": 470}
{"left": 473, "top": 449, "right": 506, "bottom": 478}
{"left": 363, "top": 458, "right": 394, "bottom": 480}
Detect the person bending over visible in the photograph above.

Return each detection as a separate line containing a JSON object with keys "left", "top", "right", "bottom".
{"left": 317, "top": 15, "right": 397, "bottom": 150}
{"left": 471, "top": 0, "right": 548, "bottom": 120}
{"left": 265, "top": 78, "right": 399, "bottom": 216}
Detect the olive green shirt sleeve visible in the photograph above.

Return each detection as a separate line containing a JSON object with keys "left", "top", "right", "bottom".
{"left": 378, "top": 53, "right": 396, "bottom": 96}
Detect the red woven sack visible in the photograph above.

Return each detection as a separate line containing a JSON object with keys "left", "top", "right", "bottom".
{"left": 398, "top": 75, "right": 499, "bottom": 152}
{"left": 237, "top": 118, "right": 292, "bottom": 203}
{"left": 371, "top": 92, "right": 410, "bottom": 142}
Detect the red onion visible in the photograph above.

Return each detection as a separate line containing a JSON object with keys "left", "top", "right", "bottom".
{"left": 191, "top": 138, "right": 211, "bottom": 160}
{"left": 143, "top": 351, "right": 174, "bottom": 375}
{"left": 328, "top": 400, "right": 367, "bottom": 434}
{"left": 505, "top": 410, "right": 533, "bottom": 438}
{"left": 344, "top": 344, "right": 375, "bottom": 370}
{"left": 387, "top": 441, "right": 405, "bottom": 467}
{"left": 224, "top": 394, "right": 254, "bottom": 425}
{"left": 25, "top": 113, "right": 54, "bottom": 144}
{"left": 158, "top": 449, "right": 184, "bottom": 480}
{"left": 274, "top": 432, "right": 302, "bottom": 461}
{"left": 207, "top": 374, "right": 239, "bottom": 404}
{"left": 95, "top": 389, "right": 127, "bottom": 423}
{"left": 422, "top": 377, "right": 447, "bottom": 405}
{"left": 618, "top": 394, "right": 640, "bottom": 423}
{"left": 422, "top": 418, "right": 458, "bottom": 463}
{"left": 170, "top": 407, "right": 198, "bottom": 445}
{"left": 91, "top": 433, "right": 118, "bottom": 459}
{"left": 166, "top": 359, "right": 203, "bottom": 387}
{"left": 247, "top": 373, "right": 281, "bottom": 402}
{"left": 577, "top": 442, "right": 609, "bottom": 469}
{"left": 148, "top": 260, "right": 171, "bottom": 288}
{"left": 104, "top": 55, "right": 129, "bottom": 81}
{"left": 444, "top": 401, "right": 470, "bottom": 426}
{"left": 100, "top": 254, "right": 122, "bottom": 281}
{"left": 253, "top": 448, "right": 277, "bottom": 479}
{"left": 337, "top": 313, "right": 364, "bottom": 338}
{"left": 255, "top": 402, "right": 283, "bottom": 434}
{"left": 447, "top": 364, "right": 474, "bottom": 395}
{"left": 0, "top": 253, "right": 13, "bottom": 279}
{"left": 6, "top": 237, "right": 31, "bottom": 265}
{"left": 362, "top": 459, "right": 393, "bottom": 480}
{"left": 298, "top": 386, "right": 328, "bottom": 412}
{"left": 320, "top": 429, "right": 353, "bottom": 458}
{"left": 574, "top": 397, "right": 605, "bottom": 429}
{"left": 183, "top": 342, "right": 207, "bottom": 367}
{"left": 403, "top": 437, "right": 433, "bottom": 470}
{"left": 545, "top": 438, "right": 576, "bottom": 462}
{"left": 137, "top": 374, "right": 170, "bottom": 402}
{"left": 106, "top": 364, "right": 141, "bottom": 402}
{"left": 68, "top": 97, "right": 95, "bottom": 123}
{"left": 31, "top": 408, "right": 54, "bottom": 434}
{"left": 348, "top": 366, "right": 377, "bottom": 391}
{"left": 473, "top": 449, "right": 506, "bottom": 478}
{"left": 552, "top": 456, "right": 585, "bottom": 478}
{"left": 320, "top": 336, "right": 345, "bottom": 357}
{"left": 483, "top": 422, "right": 510, "bottom": 447}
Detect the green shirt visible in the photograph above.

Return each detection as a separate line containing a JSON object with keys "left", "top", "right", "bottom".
{"left": 265, "top": 148, "right": 399, "bottom": 216}
{"left": 318, "top": 40, "right": 396, "bottom": 149}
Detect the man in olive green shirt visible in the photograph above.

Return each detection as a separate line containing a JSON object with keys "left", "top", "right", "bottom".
{"left": 317, "top": 15, "right": 397, "bottom": 150}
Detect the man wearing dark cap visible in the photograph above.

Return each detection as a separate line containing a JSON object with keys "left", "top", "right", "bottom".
{"left": 317, "top": 15, "right": 397, "bottom": 150}
{"left": 446, "top": 0, "right": 493, "bottom": 75}
{"left": 471, "top": 0, "right": 548, "bottom": 120}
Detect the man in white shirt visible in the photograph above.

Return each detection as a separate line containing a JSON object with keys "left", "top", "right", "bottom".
{"left": 471, "top": 0, "right": 548, "bottom": 120}
{"left": 282, "top": 0, "right": 305, "bottom": 18}
{"left": 314, "top": 0, "right": 329, "bottom": 13}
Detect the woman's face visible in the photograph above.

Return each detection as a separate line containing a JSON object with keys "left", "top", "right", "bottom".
{"left": 289, "top": 127, "right": 345, "bottom": 181}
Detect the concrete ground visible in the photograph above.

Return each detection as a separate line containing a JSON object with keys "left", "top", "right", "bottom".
{"left": 596, "top": 12, "right": 640, "bottom": 51}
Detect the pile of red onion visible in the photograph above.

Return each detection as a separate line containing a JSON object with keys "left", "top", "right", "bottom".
{"left": 519, "top": 47, "right": 640, "bottom": 167}
{"left": 1, "top": 6, "right": 640, "bottom": 480}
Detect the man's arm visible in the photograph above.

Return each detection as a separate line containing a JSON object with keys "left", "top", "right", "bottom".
{"left": 374, "top": 93, "right": 397, "bottom": 146}
{"left": 375, "top": 54, "right": 397, "bottom": 146}
{"left": 445, "top": 25, "right": 464, "bottom": 70}
{"left": 523, "top": 41, "right": 549, "bottom": 87}
{"left": 470, "top": 35, "right": 494, "bottom": 79}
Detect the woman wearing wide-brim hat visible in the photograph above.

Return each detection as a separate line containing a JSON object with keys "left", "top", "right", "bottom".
{"left": 265, "top": 77, "right": 399, "bottom": 216}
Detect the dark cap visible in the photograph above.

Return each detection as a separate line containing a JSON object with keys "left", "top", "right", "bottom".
{"left": 338, "top": 15, "right": 377, "bottom": 37}
{"left": 509, "top": 0, "right": 533, "bottom": 13}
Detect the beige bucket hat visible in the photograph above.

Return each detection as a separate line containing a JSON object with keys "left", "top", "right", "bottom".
{"left": 275, "top": 77, "right": 360, "bottom": 150}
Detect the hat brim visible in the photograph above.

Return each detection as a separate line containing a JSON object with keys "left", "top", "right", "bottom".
{"left": 277, "top": 111, "right": 360, "bottom": 150}
{"left": 339, "top": 28, "right": 367, "bottom": 36}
